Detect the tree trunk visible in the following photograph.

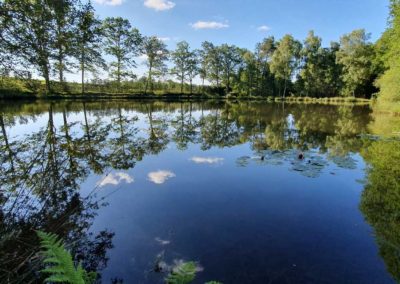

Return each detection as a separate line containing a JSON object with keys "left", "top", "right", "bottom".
{"left": 283, "top": 79, "right": 287, "bottom": 98}
{"left": 145, "top": 63, "right": 152, "bottom": 94}
{"left": 59, "top": 57, "right": 64, "bottom": 83}
{"left": 181, "top": 75, "right": 184, "bottom": 94}
{"left": 43, "top": 64, "right": 51, "bottom": 94}
{"left": 117, "top": 57, "right": 121, "bottom": 91}
{"left": 81, "top": 51, "right": 85, "bottom": 95}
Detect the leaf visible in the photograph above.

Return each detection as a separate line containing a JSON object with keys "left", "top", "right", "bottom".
{"left": 37, "top": 231, "right": 96, "bottom": 284}
{"left": 166, "top": 261, "right": 197, "bottom": 284}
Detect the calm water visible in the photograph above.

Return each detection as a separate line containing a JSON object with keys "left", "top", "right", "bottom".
{"left": 1, "top": 100, "right": 400, "bottom": 283}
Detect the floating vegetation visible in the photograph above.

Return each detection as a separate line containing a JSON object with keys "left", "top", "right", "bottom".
{"left": 236, "top": 149, "right": 336, "bottom": 178}
{"left": 329, "top": 155, "right": 357, "bottom": 169}
{"left": 290, "top": 154, "right": 328, "bottom": 178}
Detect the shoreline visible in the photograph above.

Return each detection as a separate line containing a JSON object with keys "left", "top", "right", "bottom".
{"left": 0, "top": 91, "right": 372, "bottom": 105}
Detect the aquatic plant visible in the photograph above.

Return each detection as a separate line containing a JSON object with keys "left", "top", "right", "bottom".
{"left": 37, "top": 231, "right": 97, "bottom": 284}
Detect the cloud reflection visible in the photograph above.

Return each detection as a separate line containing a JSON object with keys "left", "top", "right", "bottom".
{"left": 148, "top": 170, "right": 176, "bottom": 184}
{"left": 190, "top": 156, "right": 224, "bottom": 164}
{"left": 98, "top": 172, "right": 134, "bottom": 187}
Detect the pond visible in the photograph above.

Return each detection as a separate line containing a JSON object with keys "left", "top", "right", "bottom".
{"left": 1, "top": 100, "right": 399, "bottom": 283}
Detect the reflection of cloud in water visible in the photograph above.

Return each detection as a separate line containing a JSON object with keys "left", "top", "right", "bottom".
{"left": 190, "top": 156, "right": 224, "bottom": 164}
{"left": 155, "top": 237, "right": 171, "bottom": 245}
{"left": 98, "top": 172, "right": 134, "bottom": 187}
{"left": 148, "top": 170, "right": 176, "bottom": 184}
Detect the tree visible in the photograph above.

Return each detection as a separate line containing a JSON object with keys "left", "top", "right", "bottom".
{"left": 102, "top": 17, "right": 142, "bottom": 87}
{"left": 336, "top": 29, "right": 375, "bottom": 97}
{"left": 219, "top": 44, "right": 242, "bottom": 93}
{"left": 201, "top": 41, "right": 222, "bottom": 87}
{"left": 75, "top": 2, "right": 105, "bottom": 94}
{"left": 298, "top": 31, "right": 323, "bottom": 97}
{"left": 171, "top": 41, "right": 192, "bottom": 93}
{"left": 255, "top": 36, "right": 276, "bottom": 96}
{"left": 297, "top": 31, "right": 342, "bottom": 97}
{"left": 237, "top": 50, "right": 258, "bottom": 96}
{"left": 142, "top": 36, "right": 169, "bottom": 94}
{"left": 51, "top": 0, "right": 77, "bottom": 85}
{"left": 270, "top": 35, "right": 302, "bottom": 98}
{"left": 186, "top": 51, "right": 199, "bottom": 94}
{"left": 0, "top": 0, "right": 56, "bottom": 93}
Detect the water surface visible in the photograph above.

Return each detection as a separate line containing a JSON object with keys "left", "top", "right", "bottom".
{"left": 1, "top": 100, "right": 399, "bottom": 283}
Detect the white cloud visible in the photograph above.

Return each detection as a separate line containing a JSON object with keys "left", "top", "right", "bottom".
{"left": 148, "top": 170, "right": 176, "bottom": 184}
{"left": 94, "top": 0, "right": 123, "bottom": 6}
{"left": 144, "top": 0, "right": 175, "bottom": 11}
{"left": 191, "top": 21, "right": 229, "bottom": 30}
{"left": 97, "top": 172, "right": 134, "bottom": 187}
{"left": 257, "top": 25, "right": 271, "bottom": 32}
{"left": 190, "top": 156, "right": 224, "bottom": 164}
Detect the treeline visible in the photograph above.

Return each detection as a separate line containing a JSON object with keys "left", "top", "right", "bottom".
{"left": 0, "top": 0, "right": 399, "bottom": 102}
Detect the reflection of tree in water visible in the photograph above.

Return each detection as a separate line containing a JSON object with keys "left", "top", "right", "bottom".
{"left": 109, "top": 106, "right": 146, "bottom": 169}
{"left": 360, "top": 139, "right": 400, "bottom": 282}
{"left": 0, "top": 105, "right": 115, "bottom": 282}
{"left": 145, "top": 103, "right": 169, "bottom": 154}
{"left": 172, "top": 102, "right": 198, "bottom": 150}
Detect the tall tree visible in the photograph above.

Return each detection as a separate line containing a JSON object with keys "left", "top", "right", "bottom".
{"left": 270, "top": 34, "right": 302, "bottom": 98}
{"left": 142, "top": 36, "right": 169, "bottom": 94}
{"left": 50, "top": 0, "right": 77, "bottom": 84}
{"left": 102, "top": 17, "right": 142, "bottom": 87}
{"left": 238, "top": 50, "right": 258, "bottom": 96}
{"left": 170, "top": 41, "right": 192, "bottom": 93}
{"left": 255, "top": 36, "right": 276, "bottom": 96}
{"left": 186, "top": 50, "right": 199, "bottom": 94}
{"left": 1, "top": 0, "right": 56, "bottom": 93}
{"left": 219, "top": 44, "right": 242, "bottom": 93}
{"left": 201, "top": 41, "right": 222, "bottom": 87}
{"left": 336, "top": 29, "right": 375, "bottom": 97}
{"left": 75, "top": 2, "right": 105, "bottom": 94}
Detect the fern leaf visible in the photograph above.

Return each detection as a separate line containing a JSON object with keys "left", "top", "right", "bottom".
{"left": 166, "top": 261, "right": 197, "bottom": 284}
{"left": 37, "top": 231, "right": 96, "bottom": 284}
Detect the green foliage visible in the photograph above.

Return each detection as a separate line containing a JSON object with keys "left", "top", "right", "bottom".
{"left": 166, "top": 261, "right": 197, "bottom": 284}
{"left": 170, "top": 41, "right": 199, "bottom": 93}
{"left": 142, "top": 36, "right": 169, "bottom": 93}
{"left": 270, "top": 34, "right": 302, "bottom": 97}
{"left": 375, "top": 0, "right": 400, "bottom": 111}
{"left": 336, "top": 29, "right": 376, "bottom": 98}
{"left": 298, "top": 31, "right": 342, "bottom": 97}
{"left": 37, "top": 231, "right": 96, "bottom": 284}
{"left": 102, "top": 17, "right": 142, "bottom": 84}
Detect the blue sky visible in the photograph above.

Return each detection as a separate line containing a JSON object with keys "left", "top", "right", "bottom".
{"left": 93, "top": 0, "right": 390, "bottom": 50}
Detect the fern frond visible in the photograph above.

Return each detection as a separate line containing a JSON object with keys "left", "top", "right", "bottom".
{"left": 37, "top": 231, "right": 96, "bottom": 284}
{"left": 166, "top": 261, "right": 197, "bottom": 284}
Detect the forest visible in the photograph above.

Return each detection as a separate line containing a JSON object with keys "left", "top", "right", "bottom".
{"left": 0, "top": 0, "right": 399, "bottom": 112}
